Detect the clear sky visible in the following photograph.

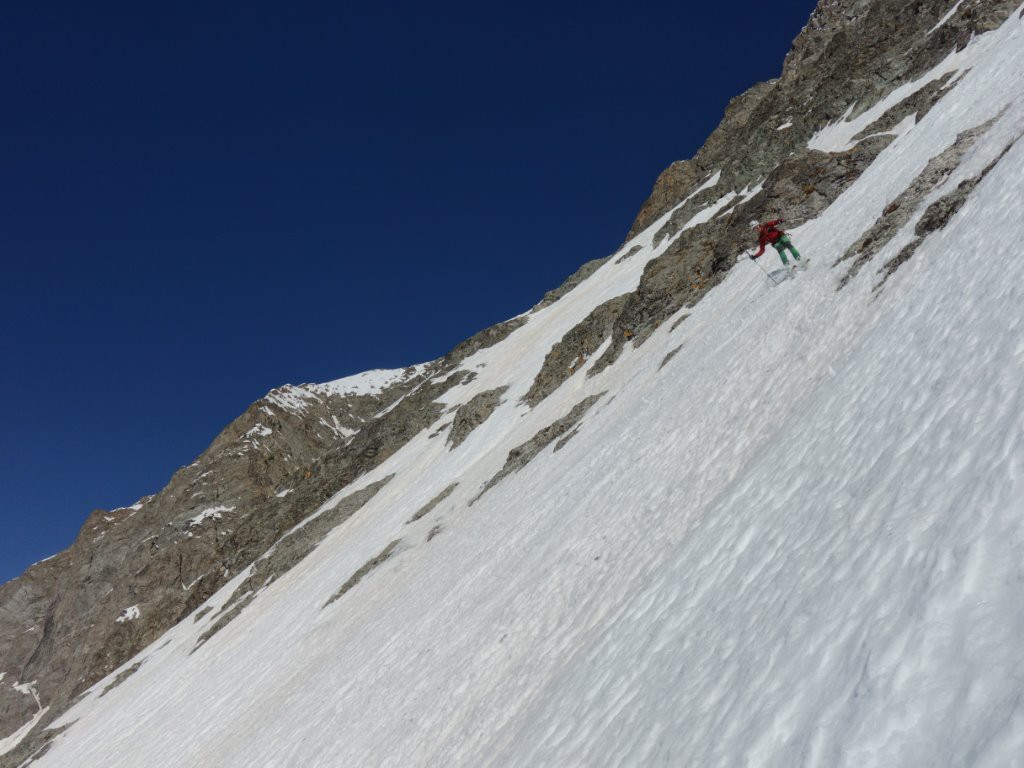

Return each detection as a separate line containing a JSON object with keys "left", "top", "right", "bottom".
{"left": 0, "top": 0, "right": 817, "bottom": 584}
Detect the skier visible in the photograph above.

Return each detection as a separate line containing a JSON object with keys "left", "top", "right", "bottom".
{"left": 748, "top": 219, "right": 804, "bottom": 269}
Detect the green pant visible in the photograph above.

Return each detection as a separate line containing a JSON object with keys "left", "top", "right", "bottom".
{"left": 773, "top": 235, "right": 802, "bottom": 265}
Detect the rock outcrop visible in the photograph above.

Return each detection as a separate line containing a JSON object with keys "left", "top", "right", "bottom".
{"left": 0, "top": 348, "right": 502, "bottom": 759}
{"left": 472, "top": 394, "right": 606, "bottom": 504}
{"left": 0, "top": 369, "right": 426, "bottom": 752}
{"left": 570, "top": 0, "right": 1019, "bottom": 390}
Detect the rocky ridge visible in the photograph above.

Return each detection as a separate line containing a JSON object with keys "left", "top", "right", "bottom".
{"left": 0, "top": 369, "right": 428, "bottom": 753}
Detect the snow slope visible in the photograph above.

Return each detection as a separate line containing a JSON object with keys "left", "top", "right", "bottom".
{"left": 25, "top": 11, "right": 1024, "bottom": 768}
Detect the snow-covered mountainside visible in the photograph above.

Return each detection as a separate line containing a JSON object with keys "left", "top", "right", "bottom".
{"left": 3, "top": 1, "right": 1024, "bottom": 765}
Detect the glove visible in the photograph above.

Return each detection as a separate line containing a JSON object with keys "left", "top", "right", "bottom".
{"left": 748, "top": 253, "right": 756, "bottom": 260}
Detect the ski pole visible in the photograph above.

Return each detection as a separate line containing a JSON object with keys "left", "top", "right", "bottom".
{"left": 747, "top": 252, "right": 780, "bottom": 286}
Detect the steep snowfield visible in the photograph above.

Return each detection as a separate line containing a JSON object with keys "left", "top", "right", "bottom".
{"left": 27, "top": 12, "right": 1024, "bottom": 768}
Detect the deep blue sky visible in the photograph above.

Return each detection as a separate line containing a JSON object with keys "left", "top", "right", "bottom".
{"left": 0, "top": 1, "right": 817, "bottom": 584}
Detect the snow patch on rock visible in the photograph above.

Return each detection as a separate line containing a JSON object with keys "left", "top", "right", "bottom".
{"left": 188, "top": 506, "right": 233, "bottom": 528}
{"left": 309, "top": 365, "right": 430, "bottom": 398}
{"left": 929, "top": 0, "right": 966, "bottom": 34}
{"left": 115, "top": 606, "right": 140, "bottom": 624}
{"left": 242, "top": 424, "right": 273, "bottom": 440}
{"left": 807, "top": 38, "right": 980, "bottom": 153}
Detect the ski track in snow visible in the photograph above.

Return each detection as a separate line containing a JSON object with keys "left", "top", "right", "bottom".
{"left": 29, "top": 12, "right": 1024, "bottom": 768}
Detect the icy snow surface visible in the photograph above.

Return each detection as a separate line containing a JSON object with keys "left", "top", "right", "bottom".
{"left": 32, "top": 12, "right": 1024, "bottom": 768}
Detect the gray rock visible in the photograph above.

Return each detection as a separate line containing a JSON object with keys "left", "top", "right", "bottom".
{"left": 407, "top": 483, "right": 459, "bottom": 524}
{"left": 876, "top": 133, "right": 1021, "bottom": 290}
{"left": 589, "top": 135, "right": 893, "bottom": 377}
{"left": 531, "top": 0, "right": 1019, "bottom": 421}
{"left": 660, "top": 345, "right": 684, "bottom": 370}
{"left": 532, "top": 257, "right": 612, "bottom": 311}
{"left": 0, "top": 370, "right": 426, "bottom": 751}
{"left": 472, "top": 394, "right": 606, "bottom": 504}
{"left": 852, "top": 72, "right": 957, "bottom": 142}
{"left": 322, "top": 539, "right": 403, "bottom": 608}
{"left": 553, "top": 427, "right": 582, "bottom": 453}
{"left": 99, "top": 662, "right": 144, "bottom": 698}
{"left": 614, "top": 246, "right": 644, "bottom": 264}
{"left": 195, "top": 476, "right": 395, "bottom": 648}
{"left": 0, "top": 361, "right": 471, "bottom": 754}
{"left": 523, "top": 296, "right": 629, "bottom": 408}
{"left": 837, "top": 117, "right": 999, "bottom": 287}
{"left": 447, "top": 388, "right": 509, "bottom": 449}
{"left": 0, "top": 722, "right": 70, "bottom": 768}
{"left": 626, "top": 0, "right": 1020, "bottom": 244}
{"left": 444, "top": 317, "right": 528, "bottom": 367}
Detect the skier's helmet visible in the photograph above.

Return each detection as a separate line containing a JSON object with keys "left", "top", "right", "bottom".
{"left": 749, "top": 220, "right": 759, "bottom": 230}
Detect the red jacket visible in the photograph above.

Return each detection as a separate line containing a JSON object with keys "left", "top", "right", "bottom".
{"left": 752, "top": 220, "right": 784, "bottom": 259}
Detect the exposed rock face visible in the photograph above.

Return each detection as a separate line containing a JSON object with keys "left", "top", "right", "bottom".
{"left": 194, "top": 476, "right": 395, "bottom": 649}
{"left": 472, "top": 394, "right": 606, "bottom": 504}
{"left": 406, "top": 483, "right": 458, "bottom": 524}
{"left": 447, "top": 388, "right": 509, "bottom": 449}
{"left": 0, "top": 369, "right": 426, "bottom": 748}
{"left": 838, "top": 116, "right": 1000, "bottom": 286}
{"left": 524, "top": 295, "right": 629, "bottom": 407}
{"left": 588, "top": 133, "right": 894, "bottom": 377}
{"left": 851, "top": 72, "right": 957, "bottom": 142}
{"left": 322, "top": 539, "right": 403, "bottom": 608}
{"left": 2, "top": 0, "right": 1022, "bottom": 761}
{"left": 578, "top": 0, "right": 1019, "bottom": 387}
{"left": 532, "top": 257, "right": 612, "bottom": 311}
{"left": 631, "top": 0, "right": 1020, "bottom": 239}
{"left": 877, "top": 132, "right": 1021, "bottom": 289}
{"left": 444, "top": 317, "right": 528, "bottom": 367}
{"left": 628, "top": 81, "right": 775, "bottom": 239}
{"left": 0, "top": 338, "right": 507, "bottom": 757}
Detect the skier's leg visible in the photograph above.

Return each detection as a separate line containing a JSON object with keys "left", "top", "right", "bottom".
{"left": 780, "top": 235, "right": 801, "bottom": 261}
{"left": 773, "top": 244, "right": 789, "bottom": 266}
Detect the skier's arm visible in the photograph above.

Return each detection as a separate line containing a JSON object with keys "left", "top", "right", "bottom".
{"left": 751, "top": 232, "right": 769, "bottom": 258}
